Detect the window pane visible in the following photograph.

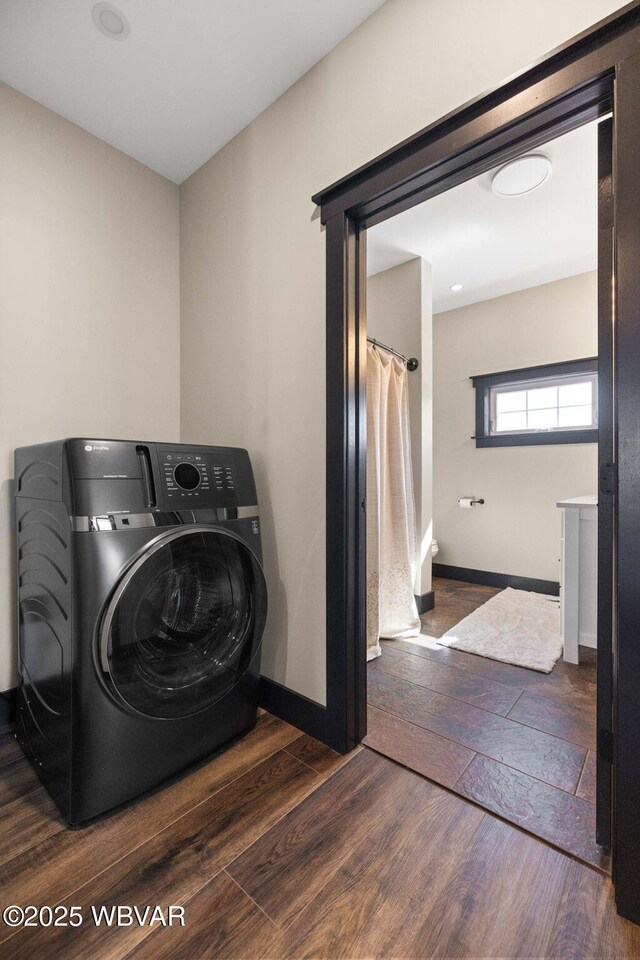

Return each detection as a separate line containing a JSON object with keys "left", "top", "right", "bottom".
{"left": 558, "top": 404, "right": 593, "bottom": 427}
{"left": 496, "top": 411, "right": 527, "bottom": 433}
{"left": 495, "top": 390, "right": 527, "bottom": 413}
{"left": 527, "top": 408, "right": 558, "bottom": 430}
{"left": 479, "top": 365, "right": 597, "bottom": 443}
{"left": 527, "top": 386, "right": 558, "bottom": 410}
{"left": 559, "top": 381, "right": 592, "bottom": 407}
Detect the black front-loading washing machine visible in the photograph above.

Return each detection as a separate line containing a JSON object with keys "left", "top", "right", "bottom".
{"left": 14, "top": 438, "right": 267, "bottom": 823}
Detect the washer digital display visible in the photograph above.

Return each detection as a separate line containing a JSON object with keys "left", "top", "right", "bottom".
{"left": 173, "top": 461, "right": 201, "bottom": 490}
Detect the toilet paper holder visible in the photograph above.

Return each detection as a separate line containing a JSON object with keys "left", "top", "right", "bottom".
{"left": 459, "top": 497, "right": 485, "bottom": 507}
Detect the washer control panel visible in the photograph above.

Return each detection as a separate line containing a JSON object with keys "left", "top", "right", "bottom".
{"left": 161, "top": 451, "right": 236, "bottom": 502}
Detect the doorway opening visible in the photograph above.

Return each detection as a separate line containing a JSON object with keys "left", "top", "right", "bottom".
{"left": 313, "top": 6, "right": 640, "bottom": 923}
{"left": 362, "top": 118, "right": 606, "bottom": 869}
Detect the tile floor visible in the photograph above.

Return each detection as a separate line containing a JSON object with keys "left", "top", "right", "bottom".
{"left": 364, "top": 577, "right": 605, "bottom": 870}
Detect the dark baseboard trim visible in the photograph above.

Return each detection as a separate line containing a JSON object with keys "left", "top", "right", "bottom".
{"left": 0, "top": 687, "right": 17, "bottom": 727}
{"left": 259, "top": 676, "right": 328, "bottom": 744}
{"left": 2, "top": 678, "right": 330, "bottom": 747}
{"left": 415, "top": 590, "right": 435, "bottom": 614}
{"left": 433, "top": 563, "right": 560, "bottom": 597}
{"left": 2, "top": 677, "right": 330, "bottom": 746}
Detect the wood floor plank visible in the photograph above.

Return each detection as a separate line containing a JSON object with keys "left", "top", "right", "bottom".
{"left": 508, "top": 690, "right": 596, "bottom": 750}
{"left": 419, "top": 580, "right": 501, "bottom": 637}
{"left": 368, "top": 643, "right": 408, "bottom": 668}
{"left": 390, "top": 631, "right": 597, "bottom": 715}
{"left": 409, "top": 579, "right": 598, "bottom": 716}
{"left": 266, "top": 765, "right": 486, "bottom": 959}
{"left": 0, "top": 730, "right": 22, "bottom": 768}
{"left": 1, "top": 706, "right": 637, "bottom": 958}
{"left": 368, "top": 668, "right": 586, "bottom": 793}
{"left": 227, "top": 748, "right": 427, "bottom": 929}
{"left": 0, "top": 786, "right": 66, "bottom": 869}
{"left": 390, "top": 628, "right": 593, "bottom": 702}
{"left": 0, "top": 757, "right": 42, "bottom": 808}
{"left": 433, "top": 577, "right": 501, "bottom": 599}
{"left": 428, "top": 580, "right": 502, "bottom": 613}
{"left": 455, "top": 754, "right": 608, "bottom": 871}
{"left": 576, "top": 750, "right": 597, "bottom": 804}
{"left": 374, "top": 580, "right": 602, "bottom": 872}
{"left": 554, "top": 643, "right": 597, "bottom": 683}
{"left": 546, "top": 857, "right": 640, "bottom": 958}
{"left": 383, "top": 634, "right": 542, "bottom": 689}
{"left": 364, "top": 704, "right": 475, "bottom": 788}
{"left": 125, "top": 871, "right": 279, "bottom": 960}
{"left": 414, "top": 814, "right": 569, "bottom": 959}
{"left": 366, "top": 663, "right": 439, "bottom": 718}
{"left": 284, "top": 734, "right": 357, "bottom": 780}
{"left": 525, "top": 672, "right": 597, "bottom": 714}
{"left": 3, "top": 750, "right": 319, "bottom": 960}
{"left": 380, "top": 650, "right": 522, "bottom": 715}
{"left": 0, "top": 712, "right": 301, "bottom": 930}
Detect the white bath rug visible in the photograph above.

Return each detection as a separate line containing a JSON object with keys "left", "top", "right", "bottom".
{"left": 436, "top": 587, "right": 562, "bottom": 673}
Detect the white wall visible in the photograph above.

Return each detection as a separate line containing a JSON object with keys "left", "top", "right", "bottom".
{"left": 180, "top": 0, "right": 621, "bottom": 705}
{"left": 0, "top": 83, "right": 181, "bottom": 690}
{"left": 433, "top": 273, "right": 598, "bottom": 583}
{"left": 367, "top": 258, "right": 433, "bottom": 596}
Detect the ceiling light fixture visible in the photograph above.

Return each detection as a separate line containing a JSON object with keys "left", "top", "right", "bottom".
{"left": 92, "top": 2, "right": 130, "bottom": 40}
{"left": 450, "top": 282, "right": 463, "bottom": 292}
{"left": 491, "top": 154, "right": 552, "bottom": 197}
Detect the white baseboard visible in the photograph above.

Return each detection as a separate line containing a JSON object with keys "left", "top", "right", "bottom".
{"left": 579, "top": 631, "right": 597, "bottom": 649}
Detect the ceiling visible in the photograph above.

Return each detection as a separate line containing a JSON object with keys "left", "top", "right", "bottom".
{"left": 367, "top": 121, "right": 598, "bottom": 314}
{"left": 0, "top": 0, "right": 387, "bottom": 184}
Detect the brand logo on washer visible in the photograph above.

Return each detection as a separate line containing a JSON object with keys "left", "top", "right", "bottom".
{"left": 251, "top": 520, "right": 259, "bottom": 534}
{"left": 84, "top": 444, "right": 110, "bottom": 452}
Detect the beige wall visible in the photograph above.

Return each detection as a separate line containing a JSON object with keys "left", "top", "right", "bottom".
{"left": 433, "top": 273, "right": 598, "bottom": 583}
{"left": 367, "top": 258, "right": 433, "bottom": 596}
{"left": 180, "top": 0, "right": 621, "bottom": 705}
{"left": 0, "top": 83, "right": 180, "bottom": 690}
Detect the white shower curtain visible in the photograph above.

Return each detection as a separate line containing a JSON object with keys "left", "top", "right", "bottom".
{"left": 366, "top": 343, "right": 421, "bottom": 661}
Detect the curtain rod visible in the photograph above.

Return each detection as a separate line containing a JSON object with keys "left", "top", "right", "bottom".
{"left": 367, "top": 337, "right": 419, "bottom": 371}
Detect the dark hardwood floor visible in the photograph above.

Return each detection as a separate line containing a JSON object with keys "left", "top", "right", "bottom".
{"left": 0, "top": 709, "right": 638, "bottom": 958}
{"left": 365, "top": 576, "right": 604, "bottom": 870}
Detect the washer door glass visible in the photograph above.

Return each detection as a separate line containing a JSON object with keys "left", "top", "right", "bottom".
{"left": 102, "top": 528, "right": 267, "bottom": 718}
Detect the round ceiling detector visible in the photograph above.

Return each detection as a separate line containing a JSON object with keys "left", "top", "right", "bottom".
{"left": 491, "top": 155, "right": 552, "bottom": 197}
{"left": 92, "top": 3, "right": 130, "bottom": 40}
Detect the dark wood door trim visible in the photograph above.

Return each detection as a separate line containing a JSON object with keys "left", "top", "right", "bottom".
{"left": 317, "top": 76, "right": 610, "bottom": 229}
{"left": 313, "top": 3, "right": 640, "bottom": 223}
{"left": 315, "top": 1, "right": 640, "bottom": 924}
{"left": 596, "top": 115, "right": 614, "bottom": 850}
{"left": 324, "top": 212, "right": 367, "bottom": 753}
{"left": 610, "top": 49, "right": 640, "bottom": 921}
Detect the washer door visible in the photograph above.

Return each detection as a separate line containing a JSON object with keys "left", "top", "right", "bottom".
{"left": 100, "top": 526, "right": 267, "bottom": 719}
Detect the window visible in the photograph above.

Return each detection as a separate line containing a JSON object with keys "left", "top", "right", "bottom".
{"left": 471, "top": 358, "right": 598, "bottom": 447}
